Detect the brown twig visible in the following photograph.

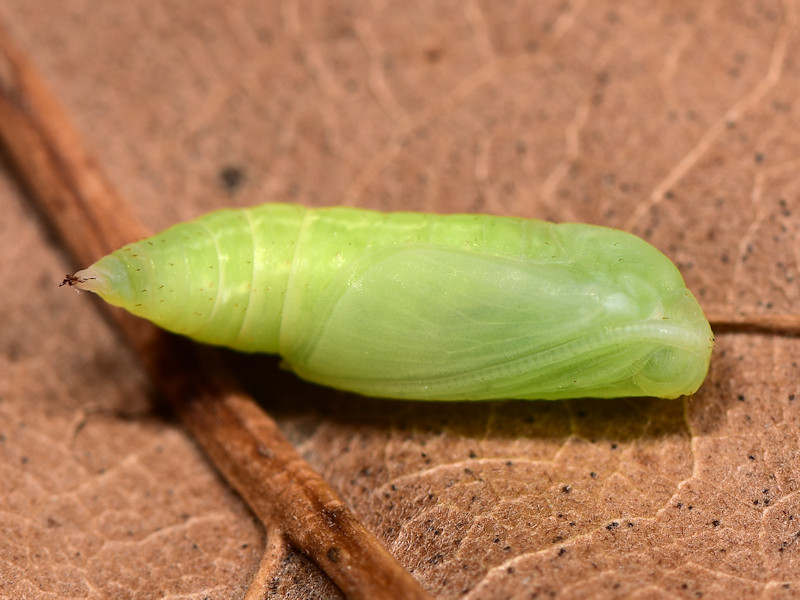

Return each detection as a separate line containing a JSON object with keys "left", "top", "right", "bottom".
{"left": 707, "top": 312, "right": 800, "bottom": 336}
{"left": 0, "top": 20, "right": 432, "bottom": 600}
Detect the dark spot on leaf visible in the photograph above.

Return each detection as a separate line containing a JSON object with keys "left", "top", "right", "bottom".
{"left": 424, "top": 47, "right": 443, "bottom": 63}
{"left": 220, "top": 166, "right": 245, "bottom": 192}
{"left": 428, "top": 552, "right": 444, "bottom": 564}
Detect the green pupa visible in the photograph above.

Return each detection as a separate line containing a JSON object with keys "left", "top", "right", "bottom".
{"left": 67, "top": 203, "right": 713, "bottom": 400}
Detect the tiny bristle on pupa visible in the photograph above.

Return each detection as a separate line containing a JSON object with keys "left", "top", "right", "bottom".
{"left": 60, "top": 267, "right": 116, "bottom": 297}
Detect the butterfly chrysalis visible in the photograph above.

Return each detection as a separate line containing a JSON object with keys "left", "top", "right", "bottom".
{"left": 67, "top": 204, "right": 713, "bottom": 400}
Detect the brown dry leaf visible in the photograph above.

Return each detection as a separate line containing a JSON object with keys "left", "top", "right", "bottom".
{"left": 1, "top": 1, "right": 799, "bottom": 598}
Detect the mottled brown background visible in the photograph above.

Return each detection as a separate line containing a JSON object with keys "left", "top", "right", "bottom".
{"left": 1, "top": 1, "right": 799, "bottom": 599}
